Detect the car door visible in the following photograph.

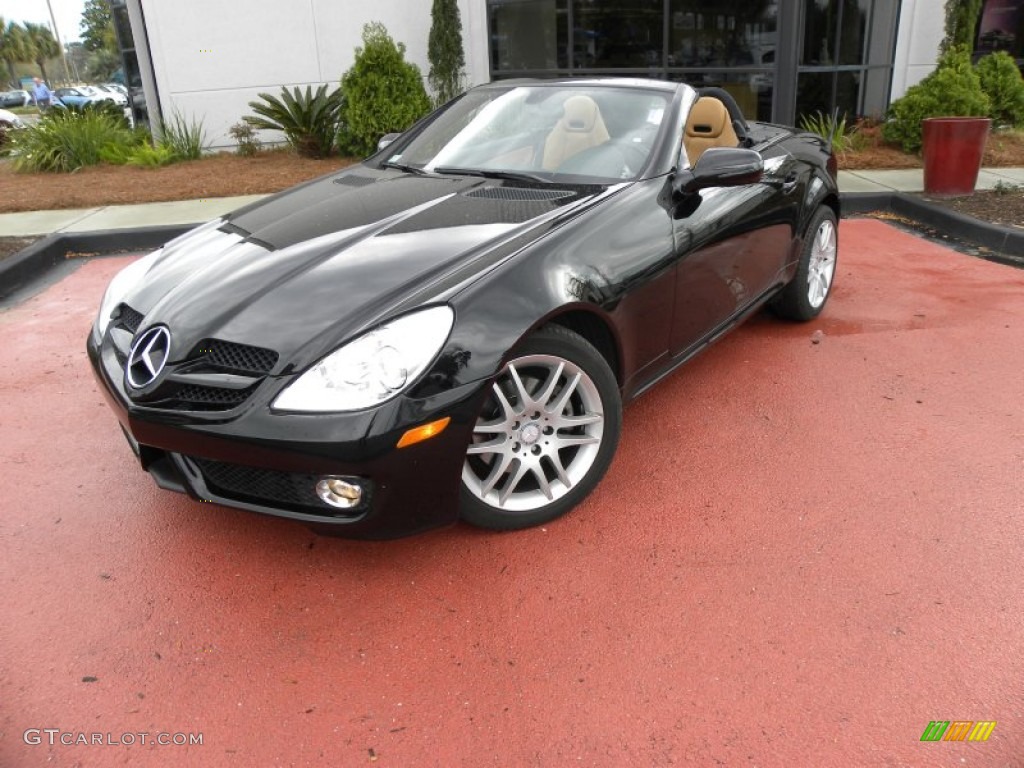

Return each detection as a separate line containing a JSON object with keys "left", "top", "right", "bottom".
{"left": 667, "top": 146, "right": 795, "bottom": 357}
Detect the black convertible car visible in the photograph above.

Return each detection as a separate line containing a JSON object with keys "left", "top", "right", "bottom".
{"left": 88, "top": 79, "right": 839, "bottom": 539}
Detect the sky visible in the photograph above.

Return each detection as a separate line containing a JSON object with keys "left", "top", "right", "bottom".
{"left": 0, "top": 0, "right": 85, "bottom": 43}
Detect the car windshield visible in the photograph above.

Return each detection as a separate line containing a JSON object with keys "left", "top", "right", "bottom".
{"left": 385, "top": 85, "right": 672, "bottom": 183}
{"left": 79, "top": 86, "right": 99, "bottom": 96}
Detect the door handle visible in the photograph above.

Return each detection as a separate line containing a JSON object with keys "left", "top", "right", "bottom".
{"left": 781, "top": 173, "right": 799, "bottom": 194}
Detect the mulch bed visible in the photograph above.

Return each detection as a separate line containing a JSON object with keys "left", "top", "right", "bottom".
{"left": 0, "top": 151, "right": 357, "bottom": 214}
{"left": 838, "top": 125, "right": 1024, "bottom": 171}
{"left": 915, "top": 188, "right": 1024, "bottom": 230}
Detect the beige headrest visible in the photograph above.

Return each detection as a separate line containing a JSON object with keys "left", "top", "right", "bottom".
{"left": 686, "top": 97, "right": 731, "bottom": 138}
{"left": 561, "top": 95, "right": 602, "bottom": 132}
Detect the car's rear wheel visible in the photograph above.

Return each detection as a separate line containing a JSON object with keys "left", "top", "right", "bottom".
{"left": 773, "top": 206, "right": 838, "bottom": 321}
{"left": 460, "top": 325, "right": 621, "bottom": 530}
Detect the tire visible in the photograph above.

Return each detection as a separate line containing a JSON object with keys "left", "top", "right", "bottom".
{"left": 772, "top": 206, "right": 838, "bottom": 321}
{"left": 459, "top": 325, "right": 622, "bottom": 530}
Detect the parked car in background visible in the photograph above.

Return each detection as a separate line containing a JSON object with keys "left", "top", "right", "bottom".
{"left": 103, "top": 83, "right": 128, "bottom": 96}
{"left": 0, "top": 107, "right": 25, "bottom": 128}
{"left": 94, "top": 84, "right": 129, "bottom": 106}
{"left": 54, "top": 86, "right": 110, "bottom": 110}
{"left": 0, "top": 89, "right": 32, "bottom": 108}
{"left": 0, "top": 107, "right": 26, "bottom": 148}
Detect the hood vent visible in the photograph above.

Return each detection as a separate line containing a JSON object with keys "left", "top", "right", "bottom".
{"left": 333, "top": 174, "right": 378, "bottom": 188}
{"left": 463, "top": 187, "right": 576, "bottom": 202}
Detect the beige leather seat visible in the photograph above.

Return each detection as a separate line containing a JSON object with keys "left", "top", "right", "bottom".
{"left": 542, "top": 95, "right": 610, "bottom": 171}
{"left": 683, "top": 97, "right": 739, "bottom": 167}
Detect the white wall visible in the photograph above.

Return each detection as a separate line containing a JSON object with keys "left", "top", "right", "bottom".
{"left": 135, "top": 0, "right": 490, "bottom": 150}
{"left": 890, "top": 0, "right": 947, "bottom": 99}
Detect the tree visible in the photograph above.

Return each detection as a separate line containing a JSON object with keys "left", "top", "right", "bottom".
{"left": 428, "top": 0, "right": 466, "bottom": 107}
{"left": 340, "top": 23, "right": 431, "bottom": 156}
{"left": 80, "top": 0, "right": 117, "bottom": 54}
{"left": 940, "top": 0, "right": 983, "bottom": 55}
{"left": 24, "top": 23, "right": 60, "bottom": 85}
{"left": 0, "top": 20, "right": 32, "bottom": 89}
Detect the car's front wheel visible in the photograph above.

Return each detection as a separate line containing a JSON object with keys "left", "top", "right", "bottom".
{"left": 460, "top": 325, "right": 621, "bottom": 530}
{"left": 772, "top": 206, "right": 838, "bottom": 321}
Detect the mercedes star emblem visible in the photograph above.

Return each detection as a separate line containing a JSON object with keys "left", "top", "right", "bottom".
{"left": 126, "top": 326, "right": 171, "bottom": 389}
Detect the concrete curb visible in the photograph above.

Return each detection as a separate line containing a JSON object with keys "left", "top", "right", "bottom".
{"left": 843, "top": 192, "right": 1024, "bottom": 264}
{"left": 3, "top": 191, "right": 1023, "bottom": 300}
{"left": 0, "top": 224, "right": 191, "bottom": 300}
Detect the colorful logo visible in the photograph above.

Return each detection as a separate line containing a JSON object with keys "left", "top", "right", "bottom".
{"left": 920, "top": 721, "right": 996, "bottom": 742}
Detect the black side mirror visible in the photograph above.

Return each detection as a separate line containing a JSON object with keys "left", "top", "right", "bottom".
{"left": 673, "top": 147, "right": 764, "bottom": 196}
{"left": 377, "top": 132, "right": 401, "bottom": 152}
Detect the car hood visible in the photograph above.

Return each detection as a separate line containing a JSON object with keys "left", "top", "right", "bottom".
{"left": 124, "top": 168, "right": 613, "bottom": 370}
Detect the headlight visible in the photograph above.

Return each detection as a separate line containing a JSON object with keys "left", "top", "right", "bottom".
{"left": 272, "top": 306, "right": 455, "bottom": 413}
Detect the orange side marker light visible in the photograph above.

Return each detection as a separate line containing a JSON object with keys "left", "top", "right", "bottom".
{"left": 397, "top": 417, "right": 451, "bottom": 449}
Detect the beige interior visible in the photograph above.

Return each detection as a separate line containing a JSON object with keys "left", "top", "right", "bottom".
{"left": 542, "top": 95, "right": 610, "bottom": 171}
{"left": 683, "top": 97, "right": 740, "bottom": 167}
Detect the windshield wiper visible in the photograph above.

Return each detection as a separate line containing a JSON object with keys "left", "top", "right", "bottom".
{"left": 381, "top": 161, "right": 428, "bottom": 175}
{"left": 433, "top": 166, "right": 549, "bottom": 184}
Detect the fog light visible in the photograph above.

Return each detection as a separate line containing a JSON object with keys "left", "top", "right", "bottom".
{"left": 315, "top": 476, "right": 363, "bottom": 509}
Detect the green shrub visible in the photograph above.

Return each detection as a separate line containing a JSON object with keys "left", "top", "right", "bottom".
{"left": 97, "top": 141, "right": 135, "bottom": 165}
{"left": 159, "top": 110, "right": 207, "bottom": 160}
{"left": 12, "top": 108, "right": 138, "bottom": 172}
{"left": 131, "top": 143, "right": 178, "bottom": 167}
{"left": 244, "top": 85, "right": 343, "bottom": 158}
{"left": 228, "top": 121, "right": 261, "bottom": 156}
{"left": 81, "top": 100, "right": 131, "bottom": 126}
{"left": 339, "top": 22, "right": 432, "bottom": 157}
{"left": 976, "top": 51, "right": 1024, "bottom": 127}
{"left": 0, "top": 125, "right": 12, "bottom": 157}
{"left": 882, "top": 47, "right": 990, "bottom": 153}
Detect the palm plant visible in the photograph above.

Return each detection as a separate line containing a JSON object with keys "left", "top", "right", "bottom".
{"left": 24, "top": 23, "right": 60, "bottom": 86}
{"left": 244, "top": 84, "right": 343, "bottom": 158}
{"left": 1, "top": 20, "right": 33, "bottom": 89}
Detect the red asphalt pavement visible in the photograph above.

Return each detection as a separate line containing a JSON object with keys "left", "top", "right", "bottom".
{"left": 1, "top": 218, "right": 1022, "bottom": 767}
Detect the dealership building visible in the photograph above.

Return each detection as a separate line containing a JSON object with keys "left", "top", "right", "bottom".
{"left": 111, "top": 0, "right": 1023, "bottom": 150}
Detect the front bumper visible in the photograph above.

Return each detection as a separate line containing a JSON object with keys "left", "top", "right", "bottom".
{"left": 87, "top": 330, "right": 485, "bottom": 540}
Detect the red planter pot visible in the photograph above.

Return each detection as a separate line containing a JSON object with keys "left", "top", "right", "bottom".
{"left": 922, "top": 117, "right": 991, "bottom": 196}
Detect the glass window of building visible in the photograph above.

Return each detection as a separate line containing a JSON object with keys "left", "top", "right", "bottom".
{"left": 572, "top": 1, "right": 665, "bottom": 70}
{"left": 796, "top": 0, "right": 898, "bottom": 123}
{"left": 109, "top": 0, "right": 150, "bottom": 126}
{"left": 667, "top": 1, "right": 778, "bottom": 120}
{"left": 490, "top": 0, "right": 569, "bottom": 73}
{"left": 975, "top": 0, "right": 1024, "bottom": 64}
{"left": 486, "top": 0, "right": 899, "bottom": 126}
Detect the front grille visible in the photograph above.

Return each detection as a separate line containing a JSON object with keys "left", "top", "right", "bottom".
{"left": 169, "top": 384, "right": 258, "bottom": 409}
{"left": 189, "top": 339, "right": 278, "bottom": 376}
{"left": 107, "top": 310, "right": 280, "bottom": 412}
{"left": 184, "top": 456, "right": 365, "bottom": 517}
{"left": 114, "top": 304, "right": 144, "bottom": 335}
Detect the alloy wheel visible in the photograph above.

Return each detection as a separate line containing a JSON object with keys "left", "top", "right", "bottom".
{"left": 462, "top": 354, "right": 605, "bottom": 513}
